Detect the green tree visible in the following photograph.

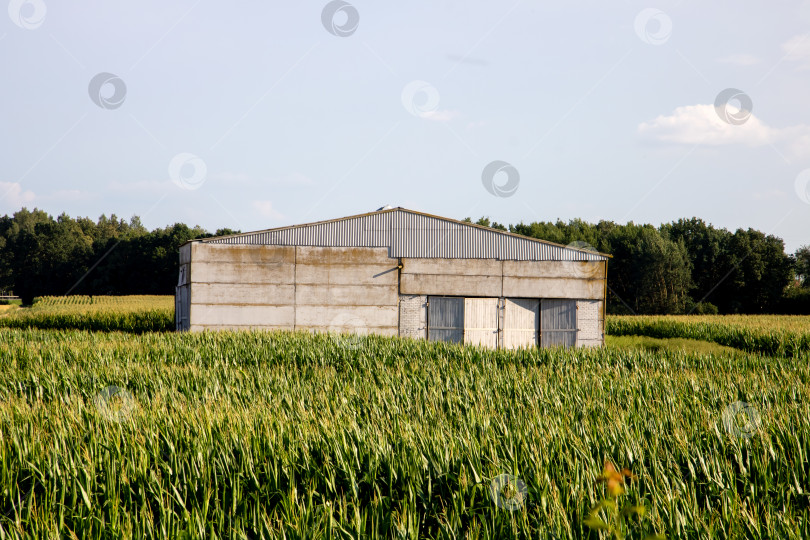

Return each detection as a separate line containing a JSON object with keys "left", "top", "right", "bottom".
{"left": 663, "top": 218, "right": 727, "bottom": 308}
{"left": 795, "top": 245, "right": 810, "bottom": 287}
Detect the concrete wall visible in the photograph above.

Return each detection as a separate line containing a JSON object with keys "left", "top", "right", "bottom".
{"left": 186, "top": 243, "right": 398, "bottom": 334}
{"left": 577, "top": 299, "right": 604, "bottom": 348}
{"left": 400, "top": 259, "right": 606, "bottom": 300}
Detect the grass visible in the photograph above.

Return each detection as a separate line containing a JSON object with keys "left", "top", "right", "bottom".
{"left": 0, "top": 327, "right": 808, "bottom": 538}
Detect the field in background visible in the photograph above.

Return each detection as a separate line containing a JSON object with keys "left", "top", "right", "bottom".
{"left": 0, "top": 328, "right": 807, "bottom": 538}
{"left": 30, "top": 295, "right": 173, "bottom": 311}
{"left": 0, "top": 295, "right": 174, "bottom": 333}
{"left": 605, "top": 335, "right": 741, "bottom": 355}
{"left": 607, "top": 314, "right": 810, "bottom": 357}
{"left": 2, "top": 296, "right": 809, "bottom": 357}
{"left": 610, "top": 314, "right": 810, "bottom": 334}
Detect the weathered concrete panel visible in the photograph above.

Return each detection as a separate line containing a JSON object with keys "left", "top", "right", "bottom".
{"left": 192, "top": 243, "right": 295, "bottom": 264}
{"left": 192, "top": 283, "right": 295, "bottom": 305}
{"left": 503, "top": 277, "right": 603, "bottom": 299}
{"left": 295, "top": 284, "right": 397, "bottom": 306}
{"left": 296, "top": 246, "right": 392, "bottom": 265}
{"left": 295, "top": 305, "right": 398, "bottom": 329}
{"left": 191, "top": 261, "right": 294, "bottom": 285}
{"left": 295, "top": 264, "right": 397, "bottom": 286}
{"left": 304, "top": 326, "right": 400, "bottom": 337}
{"left": 190, "top": 304, "right": 295, "bottom": 326}
{"left": 189, "top": 324, "right": 295, "bottom": 332}
{"left": 503, "top": 260, "right": 607, "bottom": 280}
{"left": 400, "top": 274, "right": 502, "bottom": 296}
{"left": 401, "top": 258, "right": 503, "bottom": 277}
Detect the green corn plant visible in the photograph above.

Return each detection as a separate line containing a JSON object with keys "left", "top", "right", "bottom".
{"left": 0, "top": 318, "right": 807, "bottom": 538}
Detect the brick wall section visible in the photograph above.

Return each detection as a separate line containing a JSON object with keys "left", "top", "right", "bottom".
{"left": 399, "top": 294, "right": 427, "bottom": 340}
{"left": 577, "top": 299, "right": 604, "bottom": 347}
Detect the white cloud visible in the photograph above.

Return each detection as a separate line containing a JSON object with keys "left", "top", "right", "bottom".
{"left": 638, "top": 104, "right": 776, "bottom": 146}
{"left": 717, "top": 53, "right": 760, "bottom": 66}
{"left": 638, "top": 104, "right": 810, "bottom": 159}
{"left": 0, "top": 182, "right": 35, "bottom": 209}
{"left": 252, "top": 200, "right": 284, "bottom": 220}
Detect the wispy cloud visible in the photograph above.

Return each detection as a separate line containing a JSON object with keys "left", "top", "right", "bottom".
{"left": 252, "top": 200, "right": 285, "bottom": 220}
{"left": 420, "top": 110, "right": 461, "bottom": 123}
{"left": 781, "top": 34, "right": 810, "bottom": 69}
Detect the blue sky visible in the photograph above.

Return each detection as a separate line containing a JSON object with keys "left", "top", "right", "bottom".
{"left": 2, "top": 1, "right": 810, "bottom": 251}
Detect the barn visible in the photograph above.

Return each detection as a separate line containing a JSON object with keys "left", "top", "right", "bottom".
{"left": 175, "top": 207, "right": 610, "bottom": 348}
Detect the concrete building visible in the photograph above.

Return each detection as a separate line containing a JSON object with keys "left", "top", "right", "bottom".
{"left": 175, "top": 207, "right": 610, "bottom": 348}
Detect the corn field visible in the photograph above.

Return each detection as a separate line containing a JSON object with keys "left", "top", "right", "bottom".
{"left": 30, "top": 296, "right": 173, "bottom": 310}
{"left": 0, "top": 327, "right": 808, "bottom": 538}
{"left": 607, "top": 315, "right": 810, "bottom": 357}
{"left": 0, "top": 296, "right": 173, "bottom": 333}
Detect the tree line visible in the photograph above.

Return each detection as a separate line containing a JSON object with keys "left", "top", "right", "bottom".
{"left": 0, "top": 209, "right": 238, "bottom": 305}
{"left": 467, "top": 216, "right": 809, "bottom": 314}
{"left": 1, "top": 208, "right": 807, "bottom": 313}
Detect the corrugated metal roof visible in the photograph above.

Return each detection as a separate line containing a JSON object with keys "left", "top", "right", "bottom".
{"left": 199, "top": 207, "right": 610, "bottom": 261}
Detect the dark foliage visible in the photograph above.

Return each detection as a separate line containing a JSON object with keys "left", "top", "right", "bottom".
{"left": 0, "top": 208, "right": 805, "bottom": 314}
{"left": 0, "top": 208, "right": 237, "bottom": 304}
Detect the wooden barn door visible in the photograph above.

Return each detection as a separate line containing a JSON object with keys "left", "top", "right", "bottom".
{"left": 503, "top": 298, "right": 540, "bottom": 349}
{"left": 463, "top": 297, "right": 499, "bottom": 348}
{"left": 540, "top": 299, "right": 577, "bottom": 347}
{"left": 427, "top": 296, "right": 464, "bottom": 344}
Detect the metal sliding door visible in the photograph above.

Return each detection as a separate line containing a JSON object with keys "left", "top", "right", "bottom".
{"left": 175, "top": 285, "right": 190, "bottom": 331}
{"left": 464, "top": 297, "right": 499, "bottom": 348}
{"left": 503, "top": 298, "right": 540, "bottom": 349}
{"left": 427, "top": 296, "right": 464, "bottom": 344}
{"left": 540, "top": 299, "right": 577, "bottom": 347}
